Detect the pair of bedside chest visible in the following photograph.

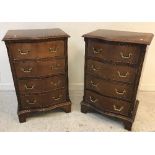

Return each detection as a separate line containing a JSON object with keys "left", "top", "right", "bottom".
{"left": 3, "top": 28, "right": 153, "bottom": 130}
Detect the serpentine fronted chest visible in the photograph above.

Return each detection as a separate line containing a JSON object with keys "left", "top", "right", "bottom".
{"left": 81, "top": 29, "right": 153, "bottom": 130}
{"left": 3, "top": 28, "right": 72, "bottom": 123}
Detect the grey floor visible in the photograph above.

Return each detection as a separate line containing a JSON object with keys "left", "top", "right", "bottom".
{"left": 0, "top": 90, "right": 155, "bottom": 132}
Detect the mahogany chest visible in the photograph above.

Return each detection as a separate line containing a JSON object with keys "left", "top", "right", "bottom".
{"left": 3, "top": 28, "right": 72, "bottom": 122}
{"left": 81, "top": 29, "right": 153, "bottom": 130}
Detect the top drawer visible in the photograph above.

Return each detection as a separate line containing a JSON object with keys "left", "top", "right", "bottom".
{"left": 8, "top": 40, "right": 64, "bottom": 60}
{"left": 87, "top": 40, "right": 141, "bottom": 65}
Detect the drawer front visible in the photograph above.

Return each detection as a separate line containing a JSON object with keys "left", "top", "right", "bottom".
{"left": 87, "top": 59, "right": 137, "bottom": 83}
{"left": 18, "top": 75, "right": 66, "bottom": 94}
{"left": 20, "top": 89, "right": 66, "bottom": 109}
{"left": 85, "top": 90, "right": 130, "bottom": 116}
{"left": 9, "top": 40, "right": 64, "bottom": 60}
{"left": 14, "top": 59, "right": 65, "bottom": 78}
{"left": 86, "top": 75, "right": 133, "bottom": 101}
{"left": 88, "top": 40, "right": 141, "bottom": 65}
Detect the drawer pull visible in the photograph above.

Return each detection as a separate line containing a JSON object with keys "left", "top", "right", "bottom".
{"left": 21, "top": 68, "right": 32, "bottom": 73}
{"left": 90, "top": 80, "right": 98, "bottom": 87}
{"left": 120, "top": 52, "right": 132, "bottom": 59}
{"left": 91, "top": 65, "right": 98, "bottom": 71}
{"left": 52, "top": 95, "right": 62, "bottom": 101}
{"left": 49, "top": 47, "right": 57, "bottom": 53}
{"left": 51, "top": 64, "right": 61, "bottom": 70}
{"left": 24, "top": 84, "right": 34, "bottom": 90}
{"left": 117, "top": 71, "right": 129, "bottom": 78}
{"left": 89, "top": 96, "right": 98, "bottom": 103}
{"left": 26, "top": 99, "right": 36, "bottom": 105}
{"left": 113, "top": 105, "right": 124, "bottom": 112}
{"left": 93, "top": 47, "right": 103, "bottom": 54}
{"left": 50, "top": 80, "right": 61, "bottom": 87}
{"left": 18, "top": 49, "right": 30, "bottom": 55}
{"left": 115, "top": 88, "right": 126, "bottom": 95}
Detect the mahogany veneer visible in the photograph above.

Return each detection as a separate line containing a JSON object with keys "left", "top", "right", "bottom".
{"left": 3, "top": 28, "right": 72, "bottom": 122}
{"left": 81, "top": 29, "right": 154, "bottom": 130}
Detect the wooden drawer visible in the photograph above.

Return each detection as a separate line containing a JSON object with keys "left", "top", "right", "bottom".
{"left": 87, "top": 59, "right": 137, "bottom": 84}
{"left": 20, "top": 89, "right": 66, "bottom": 109}
{"left": 9, "top": 40, "right": 64, "bottom": 60}
{"left": 14, "top": 59, "right": 65, "bottom": 78}
{"left": 86, "top": 75, "right": 133, "bottom": 101}
{"left": 85, "top": 90, "right": 130, "bottom": 116}
{"left": 18, "top": 75, "right": 66, "bottom": 94}
{"left": 88, "top": 40, "right": 141, "bottom": 65}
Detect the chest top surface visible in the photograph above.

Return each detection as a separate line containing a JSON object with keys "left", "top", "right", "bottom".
{"left": 83, "top": 29, "right": 154, "bottom": 45}
{"left": 3, "top": 28, "right": 70, "bottom": 41}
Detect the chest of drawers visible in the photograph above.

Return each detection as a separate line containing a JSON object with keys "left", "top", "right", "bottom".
{"left": 3, "top": 28, "right": 72, "bottom": 123}
{"left": 81, "top": 29, "right": 153, "bottom": 130}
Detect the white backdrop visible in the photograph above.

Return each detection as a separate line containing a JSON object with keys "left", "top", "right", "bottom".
{"left": 0, "top": 22, "right": 155, "bottom": 91}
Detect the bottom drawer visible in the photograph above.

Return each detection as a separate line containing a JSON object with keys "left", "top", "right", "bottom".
{"left": 85, "top": 90, "right": 131, "bottom": 116}
{"left": 20, "top": 89, "right": 66, "bottom": 109}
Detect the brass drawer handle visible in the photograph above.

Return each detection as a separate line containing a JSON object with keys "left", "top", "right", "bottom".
{"left": 90, "top": 80, "right": 98, "bottom": 87}
{"left": 120, "top": 52, "right": 132, "bottom": 59}
{"left": 52, "top": 95, "right": 62, "bottom": 101}
{"left": 24, "top": 84, "right": 34, "bottom": 90}
{"left": 21, "top": 68, "right": 32, "bottom": 73}
{"left": 93, "top": 47, "right": 103, "bottom": 54}
{"left": 49, "top": 47, "right": 57, "bottom": 53}
{"left": 117, "top": 71, "right": 129, "bottom": 78}
{"left": 89, "top": 96, "right": 98, "bottom": 103}
{"left": 113, "top": 105, "right": 124, "bottom": 112}
{"left": 115, "top": 88, "right": 126, "bottom": 95}
{"left": 90, "top": 65, "right": 98, "bottom": 71}
{"left": 51, "top": 64, "right": 61, "bottom": 70}
{"left": 50, "top": 80, "right": 61, "bottom": 87}
{"left": 26, "top": 99, "right": 36, "bottom": 105}
{"left": 18, "top": 49, "right": 30, "bottom": 55}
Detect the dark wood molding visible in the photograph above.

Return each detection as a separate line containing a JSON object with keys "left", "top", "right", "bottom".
{"left": 3, "top": 28, "right": 70, "bottom": 41}
{"left": 82, "top": 29, "right": 154, "bottom": 45}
